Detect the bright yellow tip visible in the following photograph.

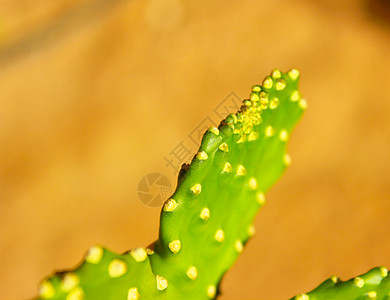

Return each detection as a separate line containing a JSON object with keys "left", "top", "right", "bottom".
{"left": 163, "top": 198, "right": 178, "bottom": 212}
{"left": 190, "top": 184, "right": 202, "bottom": 195}
{"left": 263, "top": 76, "right": 273, "bottom": 89}
{"left": 200, "top": 208, "right": 210, "bottom": 220}
{"left": 127, "top": 287, "right": 140, "bottom": 300}
{"left": 250, "top": 93, "right": 260, "bottom": 101}
{"left": 270, "top": 97, "right": 279, "bottom": 109}
{"left": 284, "top": 154, "right": 292, "bottom": 166}
{"left": 131, "top": 247, "right": 147, "bottom": 262}
{"left": 108, "top": 259, "right": 127, "bottom": 278}
{"left": 146, "top": 248, "right": 154, "bottom": 255}
{"left": 209, "top": 127, "right": 219, "bottom": 135}
{"left": 252, "top": 85, "right": 261, "bottom": 92}
{"left": 256, "top": 192, "right": 266, "bottom": 205}
{"left": 248, "top": 131, "right": 258, "bottom": 141}
{"left": 196, "top": 151, "right": 208, "bottom": 160}
{"left": 222, "top": 162, "right": 232, "bottom": 173}
{"left": 66, "top": 287, "right": 84, "bottom": 300}
{"left": 299, "top": 99, "right": 307, "bottom": 109}
{"left": 249, "top": 178, "right": 257, "bottom": 190}
{"left": 330, "top": 275, "right": 338, "bottom": 283}
{"left": 265, "top": 126, "right": 274, "bottom": 137}
{"left": 61, "top": 273, "right": 79, "bottom": 292}
{"left": 271, "top": 69, "right": 282, "bottom": 79}
{"left": 291, "top": 90, "right": 300, "bottom": 102}
{"left": 380, "top": 266, "right": 388, "bottom": 277}
{"left": 219, "top": 143, "right": 229, "bottom": 152}
{"left": 259, "top": 91, "right": 269, "bottom": 104}
{"left": 275, "top": 79, "right": 286, "bottom": 90}
{"left": 156, "top": 275, "right": 168, "bottom": 291}
{"left": 235, "top": 240, "right": 244, "bottom": 253}
{"left": 367, "top": 291, "right": 377, "bottom": 299}
{"left": 236, "top": 165, "right": 246, "bottom": 176}
{"left": 279, "top": 130, "right": 288, "bottom": 142}
{"left": 207, "top": 285, "right": 216, "bottom": 298}
{"left": 295, "top": 294, "right": 309, "bottom": 300}
{"left": 85, "top": 245, "right": 103, "bottom": 264}
{"left": 288, "top": 68, "right": 300, "bottom": 80}
{"left": 215, "top": 229, "right": 224, "bottom": 242}
{"left": 39, "top": 280, "right": 55, "bottom": 299}
{"left": 353, "top": 277, "right": 364, "bottom": 288}
{"left": 187, "top": 266, "right": 198, "bottom": 280}
{"left": 168, "top": 240, "right": 181, "bottom": 254}
{"left": 248, "top": 225, "right": 256, "bottom": 237}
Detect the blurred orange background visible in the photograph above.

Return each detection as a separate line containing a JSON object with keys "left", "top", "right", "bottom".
{"left": 1, "top": 0, "right": 390, "bottom": 299}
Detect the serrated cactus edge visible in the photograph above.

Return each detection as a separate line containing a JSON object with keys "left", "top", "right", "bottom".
{"left": 34, "top": 69, "right": 388, "bottom": 300}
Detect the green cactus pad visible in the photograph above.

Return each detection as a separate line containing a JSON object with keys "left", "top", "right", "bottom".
{"left": 292, "top": 266, "right": 390, "bottom": 300}
{"left": 36, "top": 69, "right": 305, "bottom": 300}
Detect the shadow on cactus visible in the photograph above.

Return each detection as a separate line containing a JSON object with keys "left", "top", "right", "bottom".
{"left": 36, "top": 69, "right": 389, "bottom": 300}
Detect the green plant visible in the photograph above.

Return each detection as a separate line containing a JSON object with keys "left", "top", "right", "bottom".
{"left": 35, "top": 69, "right": 389, "bottom": 300}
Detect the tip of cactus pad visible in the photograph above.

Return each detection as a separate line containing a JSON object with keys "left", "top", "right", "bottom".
{"left": 35, "top": 69, "right": 305, "bottom": 300}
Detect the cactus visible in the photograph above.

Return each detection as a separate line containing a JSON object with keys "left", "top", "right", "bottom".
{"left": 35, "top": 69, "right": 388, "bottom": 300}
{"left": 292, "top": 266, "right": 390, "bottom": 300}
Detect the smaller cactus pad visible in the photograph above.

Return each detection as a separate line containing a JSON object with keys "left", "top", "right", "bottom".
{"left": 292, "top": 266, "right": 390, "bottom": 300}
